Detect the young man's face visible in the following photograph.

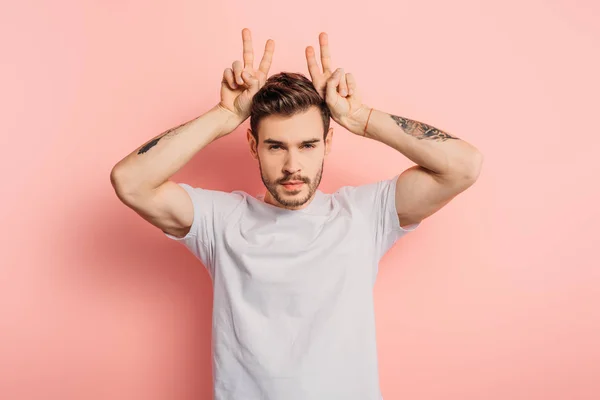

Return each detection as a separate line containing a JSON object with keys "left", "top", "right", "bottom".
{"left": 248, "top": 106, "right": 333, "bottom": 210}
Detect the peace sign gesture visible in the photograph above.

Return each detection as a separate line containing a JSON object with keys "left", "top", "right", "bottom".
{"left": 305, "top": 32, "right": 366, "bottom": 128}
{"left": 219, "top": 28, "right": 275, "bottom": 122}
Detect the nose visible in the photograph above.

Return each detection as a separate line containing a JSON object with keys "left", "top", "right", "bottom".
{"left": 283, "top": 151, "right": 301, "bottom": 175}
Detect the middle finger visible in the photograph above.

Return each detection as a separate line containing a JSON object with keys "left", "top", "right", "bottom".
{"left": 319, "top": 32, "right": 332, "bottom": 74}
{"left": 257, "top": 39, "right": 275, "bottom": 78}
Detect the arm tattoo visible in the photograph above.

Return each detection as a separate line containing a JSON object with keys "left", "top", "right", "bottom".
{"left": 390, "top": 114, "right": 459, "bottom": 142}
{"left": 137, "top": 137, "right": 161, "bottom": 154}
{"left": 137, "top": 121, "right": 187, "bottom": 155}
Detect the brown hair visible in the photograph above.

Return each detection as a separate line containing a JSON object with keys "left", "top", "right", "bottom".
{"left": 250, "top": 72, "right": 331, "bottom": 142}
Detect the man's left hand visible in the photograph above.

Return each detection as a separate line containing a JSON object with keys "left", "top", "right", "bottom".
{"left": 305, "top": 32, "right": 370, "bottom": 136}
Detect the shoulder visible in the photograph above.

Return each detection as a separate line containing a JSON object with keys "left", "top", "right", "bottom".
{"left": 178, "top": 183, "right": 249, "bottom": 218}
{"left": 332, "top": 175, "right": 399, "bottom": 206}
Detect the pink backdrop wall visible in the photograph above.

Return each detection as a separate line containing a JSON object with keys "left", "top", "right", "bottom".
{"left": 2, "top": 0, "right": 599, "bottom": 399}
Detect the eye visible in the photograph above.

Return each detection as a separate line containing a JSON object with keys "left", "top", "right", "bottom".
{"left": 268, "top": 144, "right": 315, "bottom": 150}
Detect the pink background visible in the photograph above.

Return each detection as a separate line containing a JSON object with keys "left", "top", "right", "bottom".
{"left": 2, "top": 0, "right": 599, "bottom": 399}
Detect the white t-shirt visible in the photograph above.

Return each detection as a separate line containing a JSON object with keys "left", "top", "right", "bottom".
{"left": 164, "top": 174, "right": 419, "bottom": 400}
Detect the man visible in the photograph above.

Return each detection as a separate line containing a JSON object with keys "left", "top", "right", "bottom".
{"left": 111, "top": 28, "right": 483, "bottom": 400}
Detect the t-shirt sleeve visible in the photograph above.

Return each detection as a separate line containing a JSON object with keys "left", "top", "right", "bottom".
{"left": 163, "top": 183, "right": 244, "bottom": 278}
{"left": 341, "top": 174, "right": 420, "bottom": 260}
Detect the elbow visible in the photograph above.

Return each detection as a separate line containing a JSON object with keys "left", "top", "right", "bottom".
{"left": 447, "top": 150, "right": 484, "bottom": 186}
{"left": 110, "top": 164, "right": 128, "bottom": 192}
{"left": 110, "top": 165, "right": 121, "bottom": 190}
{"left": 110, "top": 165, "right": 141, "bottom": 203}
{"left": 465, "top": 150, "right": 484, "bottom": 182}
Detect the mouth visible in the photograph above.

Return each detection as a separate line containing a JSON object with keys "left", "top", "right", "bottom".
{"left": 281, "top": 181, "right": 305, "bottom": 191}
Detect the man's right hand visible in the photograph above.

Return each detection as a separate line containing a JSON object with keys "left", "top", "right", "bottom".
{"left": 218, "top": 28, "right": 275, "bottom": 127}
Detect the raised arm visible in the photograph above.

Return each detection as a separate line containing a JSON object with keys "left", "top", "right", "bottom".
{"left": 343, "top": 107, "right": 483, "bottom": 228}
{"left": 306, "top": 32, "right": 482, "bottom": 229}
{"left": 110, "top": 28, "right": 274, "bottom": 237}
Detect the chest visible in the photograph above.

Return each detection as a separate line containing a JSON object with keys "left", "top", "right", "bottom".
{"left": 213, "top": 209, "right": 375, "bottom": 312}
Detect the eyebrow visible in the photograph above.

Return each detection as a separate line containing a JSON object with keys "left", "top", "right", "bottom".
{"left": 263, "top": 138, "right": 321, "bottom": 145}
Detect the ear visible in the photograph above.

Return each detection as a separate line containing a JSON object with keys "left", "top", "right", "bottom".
{"left": 324, "top": 127, "right": 334, "bottom": 156}
{"left": 247, "top": 128, "right": 259, "bottom": 160}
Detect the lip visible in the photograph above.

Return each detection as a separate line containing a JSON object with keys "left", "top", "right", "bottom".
{"left": 281, "top": 182, "right": 305, "bottom": 190}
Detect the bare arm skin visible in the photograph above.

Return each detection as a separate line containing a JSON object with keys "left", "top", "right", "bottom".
{"left": 110, "top": 28, "right": 274, "bottom": 238}
{"left": 344, "top": 107, "right": 483, "bottom": 228}
{"left": 110, "top": 105, "right": 244, "bottom": 237}
{"left": 305, "top": 32, "right": 483, "bottom": 229}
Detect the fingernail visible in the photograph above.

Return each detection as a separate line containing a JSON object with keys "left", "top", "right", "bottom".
{"left": 341, "top": 90, "right": 347, "bottom": 96}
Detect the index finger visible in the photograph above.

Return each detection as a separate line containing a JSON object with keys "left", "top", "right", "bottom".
{"left": 242, "top": 28, "right": 254, "bottom": 70}
{"left": 319, "top": 32, "right": 332, "bottom": 73}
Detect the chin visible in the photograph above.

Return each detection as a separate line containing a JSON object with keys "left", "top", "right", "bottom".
{"left": 281, "top": 187, "right": 304, "bottom": 195}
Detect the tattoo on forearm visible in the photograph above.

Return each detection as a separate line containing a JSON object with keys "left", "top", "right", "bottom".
{"left": 137, "top": 121, "right": 187, "bottom": 155}
{"left": 138, "top": 137, "right": 161, "bottom": 154}
{"left": 390, "top": 115, "right": 459, "bottom": 142}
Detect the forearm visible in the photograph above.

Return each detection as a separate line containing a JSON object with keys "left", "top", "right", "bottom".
{"left": 111, "top": 104, "right": 243, "bottom": 195}
{"left": 343, "top": 107, "right": 482, "bottom": 178}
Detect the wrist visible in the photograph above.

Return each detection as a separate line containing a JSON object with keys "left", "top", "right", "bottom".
{"left": 340, "top": 105, "right": 372, "bottom": 136}
{"left": 212, "top": 103, "right": 246, "bottom": 137}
